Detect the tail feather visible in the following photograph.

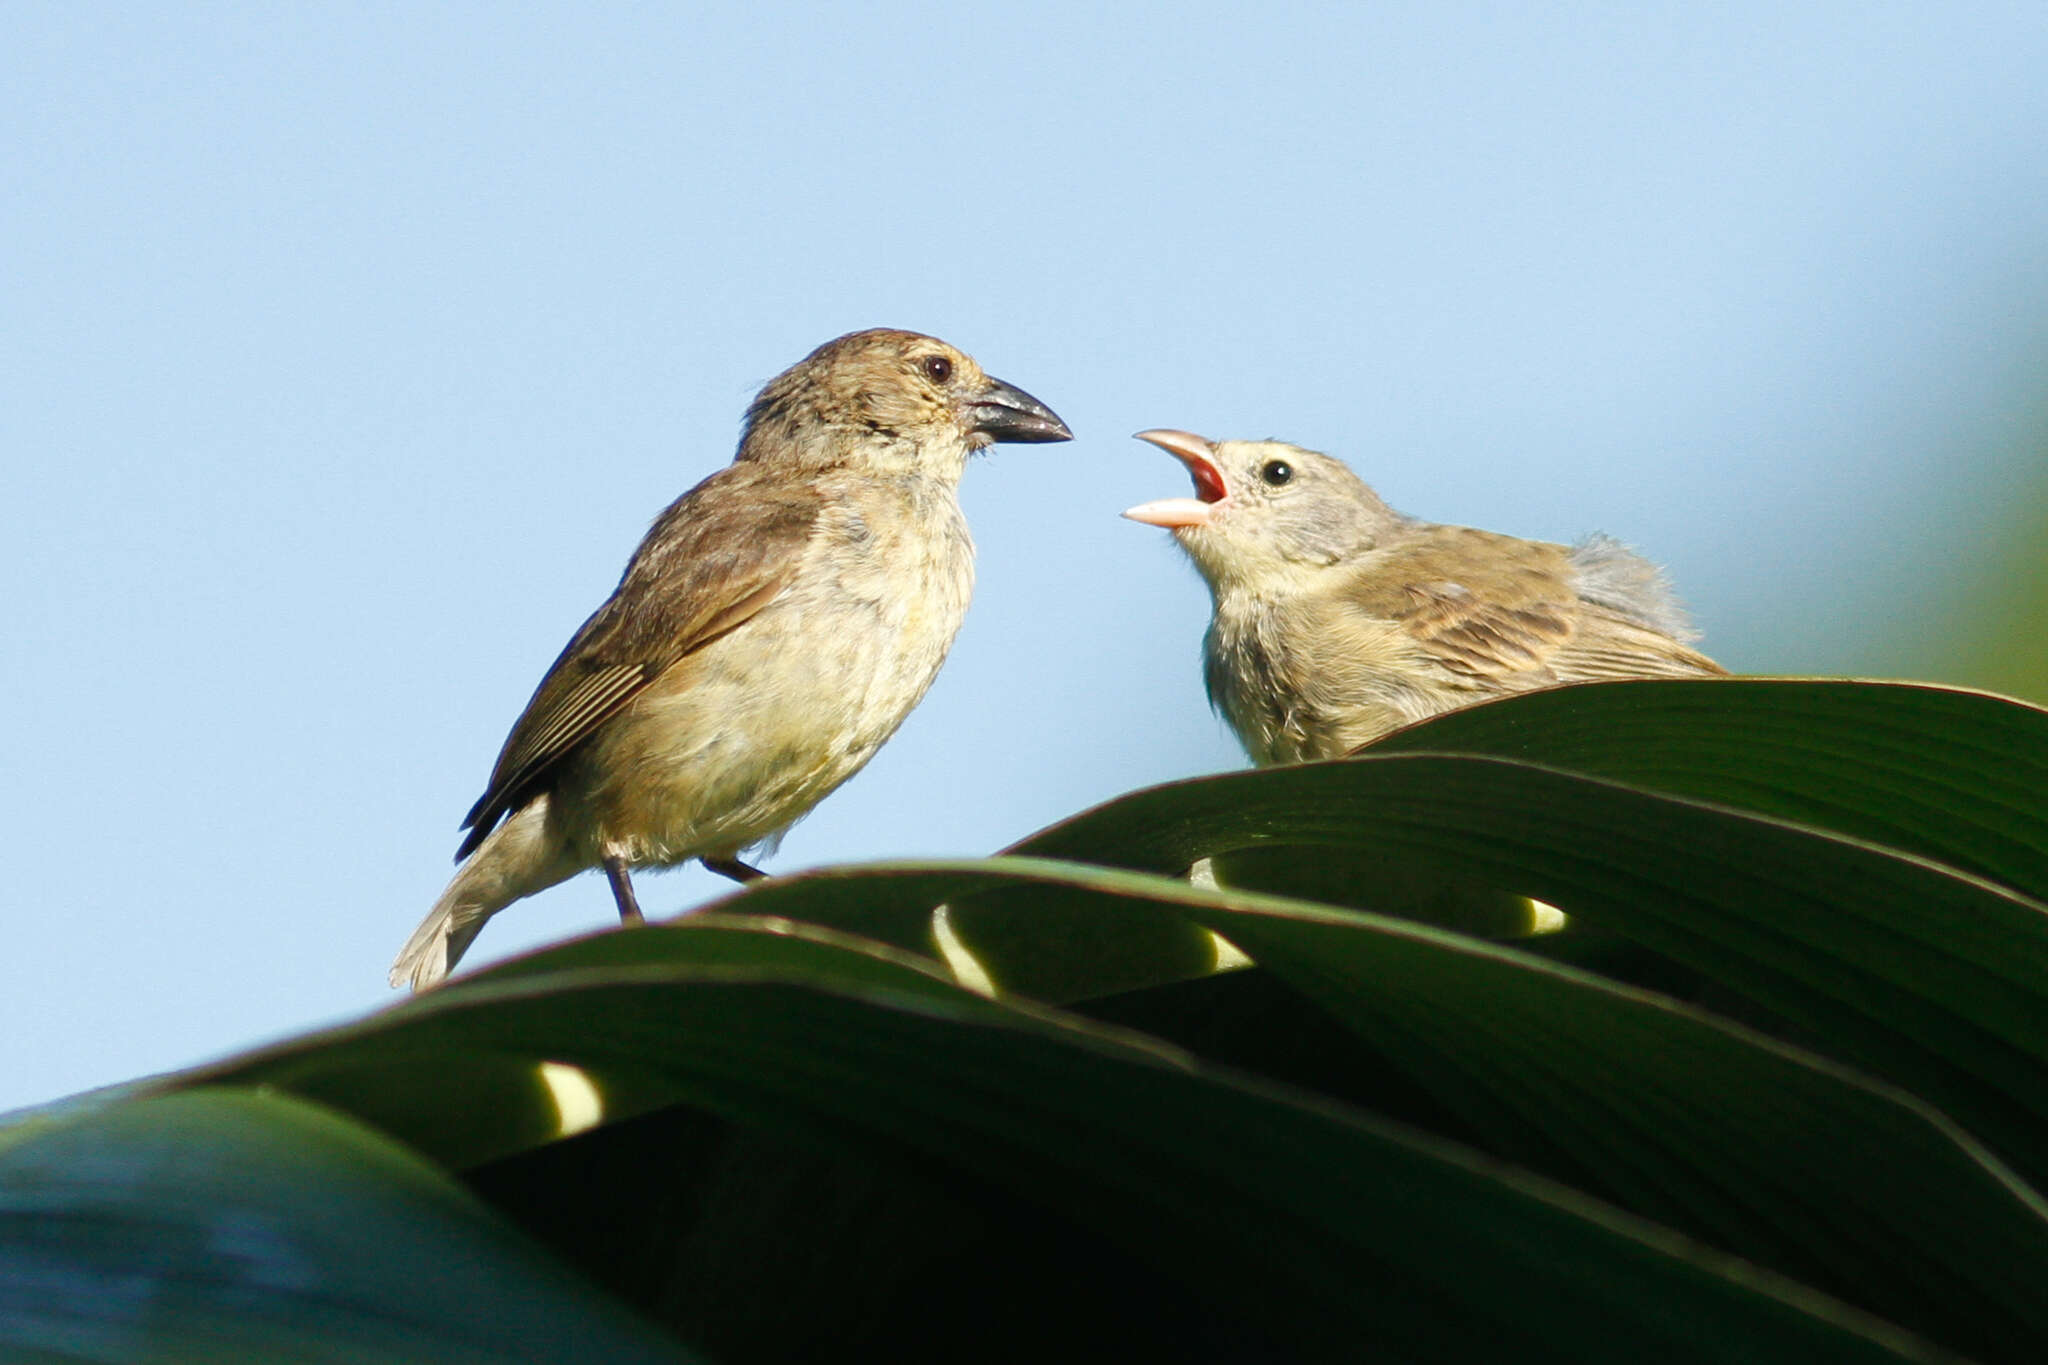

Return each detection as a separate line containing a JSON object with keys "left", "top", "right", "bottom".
{"left": 387, "top": 890, "right": 489, "bottom": 991}
{"left": 391, "top": 796, "right": 578, "bottom": 992}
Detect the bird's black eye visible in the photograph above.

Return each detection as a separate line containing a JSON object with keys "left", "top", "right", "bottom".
{"left": 921, "top": 355, "right": 953, "bottom": 384}
{"left": 1260, "top": 459, "right": 1294, "bottom": 486}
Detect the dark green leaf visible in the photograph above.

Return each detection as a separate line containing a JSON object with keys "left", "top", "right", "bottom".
{"left": 1008, "top": 755, "right": 2048, "bottom": 1185}
{"left": 458, "top": 910, "right": 967, "bottom": 1000}
{"left": 627, "top": 859, "right": 2048, "bottom": 1360}
{"left": 1366, "top": 679, "right": 2048, "bottom": 902}
{"left": 184, "top": 955, "right": 1939, "bottom": 1364}
{"left": 664, "top": 864, "right": 1227, "bottom": 1001}
{"left": 0, "top": 1088, "right": 692, "bottom": 1364}
{"left": 1179, "top": 884, "right": 2048, "bottom": 1363}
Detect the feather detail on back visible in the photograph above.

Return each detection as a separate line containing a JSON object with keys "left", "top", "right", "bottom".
{"left": 1569, "top": 532, "right": 1701, "bottom": 642}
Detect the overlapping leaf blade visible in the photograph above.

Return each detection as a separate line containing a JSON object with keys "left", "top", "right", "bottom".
{"left": 1363, "top": 680, "right": 2048, "bottom": 901}
{"left": 0, "top": 1088, "right": 693, "bottom": 1364}
{"left": 1008, "top": 753, "right": 2048, "bottom": 1184}
{"left": 592, "top": 858, "right": 2048, "bottom": 1359}
{"left": 180, "top": 942, "right": 1936, "bottom": 1364}
{"left": 1167, "top": 880, "right": 2048, "bottom": 1363}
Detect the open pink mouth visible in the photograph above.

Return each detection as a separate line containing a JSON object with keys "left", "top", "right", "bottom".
{"left": 1123, "top": 429, "right": 1227, "bottom": 528}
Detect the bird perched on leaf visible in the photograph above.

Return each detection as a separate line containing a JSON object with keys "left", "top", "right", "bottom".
{"left": 1124, "top": 430, "right": 1723, "bottom": 766}
{"left": 390, "top": 329, "right": 1072, "bottom": 990}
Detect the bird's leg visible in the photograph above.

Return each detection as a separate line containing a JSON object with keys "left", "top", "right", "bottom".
{"left": 702, "top": 855, "right": 766, "bottom": 884}
{"left": 602, "top": 855, "right": 644, "bottom": 925}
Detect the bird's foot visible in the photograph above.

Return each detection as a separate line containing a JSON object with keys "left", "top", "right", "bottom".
{"left": 702, "top": 855, "right": 767, "bottom": 884}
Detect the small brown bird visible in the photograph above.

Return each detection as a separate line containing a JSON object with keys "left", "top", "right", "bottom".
{"left": 1124, "top": 430, "right": 1723, "bottom": 765}
{"left": 391, "top": 329, "right": 1071, "bottom": 990}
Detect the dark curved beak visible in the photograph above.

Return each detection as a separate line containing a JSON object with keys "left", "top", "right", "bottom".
{"left": 964, "top": 376, "right": 1073, "bottom": 445}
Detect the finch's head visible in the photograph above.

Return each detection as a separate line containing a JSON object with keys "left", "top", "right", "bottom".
{"left": 738, "top": 329, "right": 1071, "bottom": 477}
{"left": 1124, "top": 431, "right": 1405, "bottom": 590}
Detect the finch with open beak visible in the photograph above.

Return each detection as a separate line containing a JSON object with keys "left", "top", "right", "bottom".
{"left": 390, "top": 329, "right": 1072, "bottom": 990}
{"left": 1124, "top": 429, "right": 1723, "bottom": 766}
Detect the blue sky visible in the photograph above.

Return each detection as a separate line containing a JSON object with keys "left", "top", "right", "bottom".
{"left": 5, "top": 3, "right": 2045, "bottom": 1114}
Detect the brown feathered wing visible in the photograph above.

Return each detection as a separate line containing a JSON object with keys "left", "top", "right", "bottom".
{"left": 1343, "top": 525, "right": 1721, "bottom": 687}
{"left": 455, "top": 466, "right": 822, "bottom": 859}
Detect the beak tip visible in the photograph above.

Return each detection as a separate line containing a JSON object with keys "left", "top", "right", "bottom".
{"left": 1133, "top": 428, "right": 1215, "bottom": 455}
{"left": 967, "top": 375, "right": 1072, "bottom": 445}
{"left": 1122, "top": 497, "right": 1214, "bottom": 529}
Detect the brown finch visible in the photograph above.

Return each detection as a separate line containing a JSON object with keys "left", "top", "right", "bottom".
{"left": 391, "top": 329, "right": 1071, "bottom": 990}
{"left": 1124, "top": 430, "right": 1722, "bottom": 766}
